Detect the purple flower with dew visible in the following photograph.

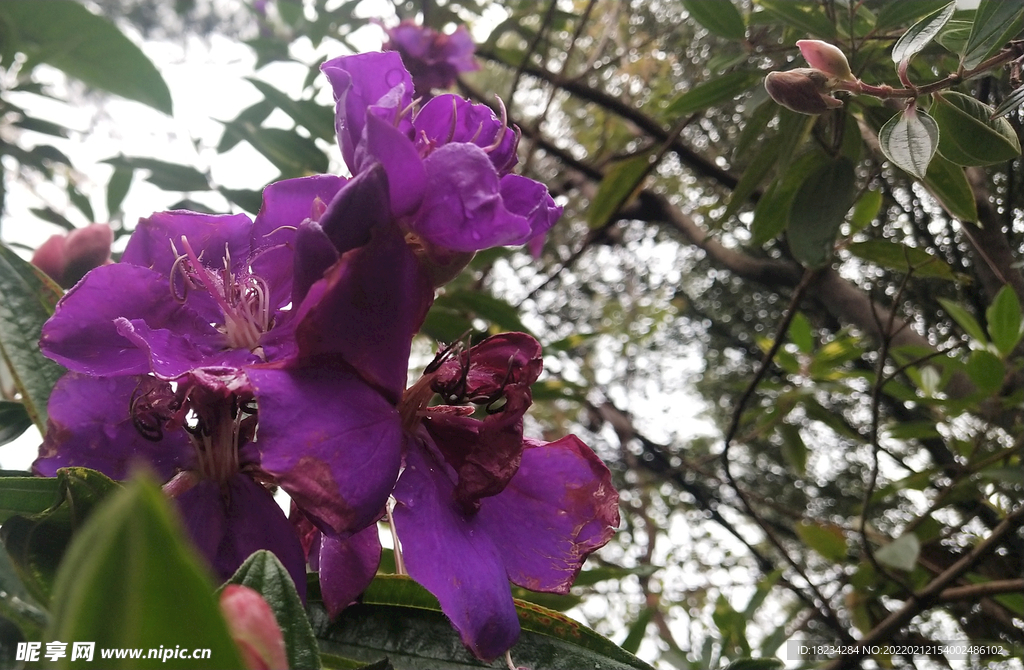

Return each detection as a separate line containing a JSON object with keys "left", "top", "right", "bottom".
{"left": 36, "top": 172, "right": 432, "bottom": 592}
{"left": 322, "top": 51, "right": 561, "bottom": 264}
{"left": 313, "top": 332, "right": 619, "bottom": 661}
{"left": 382, "top": 20, "right": 478, "bottom": 98}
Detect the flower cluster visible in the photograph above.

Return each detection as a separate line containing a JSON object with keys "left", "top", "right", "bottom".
{"left": 381, "top": 20, "right": 478, "bottom": 98}
{"left": 36, "top": 48, "right": 617, "bottom": 662}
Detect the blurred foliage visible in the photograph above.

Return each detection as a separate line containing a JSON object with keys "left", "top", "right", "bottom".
{"left": 2, "top": 0, "right": 1024, "bottom": 668}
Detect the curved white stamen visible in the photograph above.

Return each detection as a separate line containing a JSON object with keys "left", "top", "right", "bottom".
{"left": 483, "top": 96, "right": 510, "bottom": 153}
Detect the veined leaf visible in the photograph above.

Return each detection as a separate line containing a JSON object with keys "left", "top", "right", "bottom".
{"left": 681, "top": 0, "right": 746, "bottom": 40}
{"left": 961, "top": 0, "right": 1024, "bottom": 70}
{"left": 992, "top": 84, "right": 1024, "bottom": 119}
{"left": 932, "top": 91, "right": 1021, "bottom": 166}
{"left": 890, "top": 1, "right": 956, "bottom": 65}
{"left": 922, "top": 154, "right": 978, "bottom": 222}
{"left": 879, "top": 107, "right": 939, "bottom": 179}
{"left": 846, "top": 240, "right": 957, "bottom": 280}
{"left": 788, "top": 156, "right": 856, "bottom": 268}
{"left": 750, "top": 152, "right": 824, "bottom": 247}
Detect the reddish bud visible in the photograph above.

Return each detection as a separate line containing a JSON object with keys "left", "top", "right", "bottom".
{"left": 764, "top": 69, "right": 843, "bottom": 115}
{"left": 219, "top": 585, "right": 289, "bottom": 670}
{"left": 797, "top": 39, "right": 853, "bottom": 80}
{"left": 31, "top": 223, "right": 113, "bottom": 288}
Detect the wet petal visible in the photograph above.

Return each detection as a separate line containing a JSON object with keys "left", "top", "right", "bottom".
{"left": 476, "top": 435, "right": 619, "bottom": 594}
{"left": 116, "top": 318, "right": 256, "bottom": 380}
{"left": 318, "top": 524, "right": 381, "bottom": 617}
{"left": 40, "top": 264, "right": 222, "bottom": 377}
{"left": 392, "top": 441, "right": 519, "bottom": 661}
{"left": 122, "top": 209, "right": 254, "bottom": 281}
{"left": 248, "top": 366, "right": 404, "bottom": 536}
{"left": 176, "top": 474, "right": 308, "bottom": 600}
{"left": 33, "top": 372, "right": 193, "bottom": 481}
{"left": 318, "top": 163, "right": 392, "bottom": 257}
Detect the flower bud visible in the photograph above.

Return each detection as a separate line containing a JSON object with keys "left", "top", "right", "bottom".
{"left": 797, "top": 39, "right": 854, "bottom": 80}
{"left": 219, "top": 585, "right": 289, "bottom": 670}
{"left": 764, "top": 69, "right": 843, "bottom": 115}
{"left": 31, "top": 223, "right": 113, "bottom": 288}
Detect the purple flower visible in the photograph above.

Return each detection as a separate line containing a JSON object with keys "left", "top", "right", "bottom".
{"left": 382, "top": 20, "right": 478, "bottom": 98}
{"left": 311, "top": 333, "right": 619, "bottom": 660}
{"left": 35, "top": 173, "right": 433, "bottom": 592}
{"left": 322, "top": 51, "right": 561, "bottom": 259}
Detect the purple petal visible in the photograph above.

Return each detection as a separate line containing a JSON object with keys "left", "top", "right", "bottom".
{"left": 40, "top": 264, "right": 222, "bottom": 377}
{"left": 291, "top": 221, "right": 339, "bottom": 309}
{"left": 322, "top": 52, "right": 414, "bottom": 171}
{"left": 363, "top": 113, "right": 425, "bottom": 216}
{"left": 433, "top": 332, "right": 543, "bottom": 397}
{"left": 499, "top": 174, "right": 562, "bottom": 241}
{"left": 318, "top": 163, "right": 392, "bottom": 256}
{"left": 318, "top": 524, "right": 381, "bottom": 617}
{"left": 116, "top": 318, "right": 257, "bottom": 380}
{"left": 176, "top": 475, "right": 307, "bottom": 600}
{"left": 294, "top": 223, "right": 433, "bottom": 401}
{"left": 415, "top": 144, "right": 532, "bottom": 251}
{"left": 33, "top": 372, "right": 193, "bottom": 481}
{"left": 247, "top": 366, "right": 404, "bottom": 536}
{"left": 392, "top": 440, "right": 520, "bottom": 661}
{"left": 476, "top": 435, "right": 619, "bottom": 594}
{"left": 414, "top": 96, "right": 517, "bottom": 174}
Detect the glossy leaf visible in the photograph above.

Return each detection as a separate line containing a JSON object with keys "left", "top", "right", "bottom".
{"left": 932, "top": 91, "right": 1021, "bottom": 166}
{"left": 879, "top": 108, "right": 939, "bottom": 180}
{"left": 848, "top": 189, "right": 883, "bottom": 235}
{"left": 681, "top": 0, "right": 745, "bottom": 40}
{"left": 795, "top": 521, "right": 847, "bottom": 562}
{"left": 0, "top": 0, "right": 172, "bottom": 114}
{"left": 0, "top": 400, "right": 32, "bottom": 447}
{"left": 846, "top": 240, "right": 957, "bottom": 280}
{"left": 103, "top": 156, "right": 210, "bottom": 192}
{"left": 890, "top": 1, "right": 956, "bottom": 65}
{"left": 985, "top": 285, "right": 1023, "bottom": 357}
{"left": 938, "top": 298, "right": 988, "bottom": 343}
{"left": 787, "top": 156, "right": 856, "bottom": 268}
{"left": 0, "top": 473, "right": 60, "bottom": 523}
{"left": 0, "top": 242, "right": 65, "bottom": 432}
{"left": 875, "top": 0, "right": 951, "bottom": 31}
{"left": 874, "top": 533, "right": 920, "bottom": 571}
{"left": 1, "top": 468, "right": 119, "bottom": 602}
{"left": 225, "top": 550, "right": 320, "bottom": 670}
{"left": 750, "top": 152, "right": 823, "bottom": 247}
{"left": 666, "top": 70, "right": 761, "bottom": 118}
{"left": 47, "top": 476, "right": 245, "bottom": 669}
{"left": 922, "top": 154, "right": 978, "bottom": 223}
{"left": 312, "top": 575, "right": 656, "bottom": 670}
{"left": 961, "top": 0, "right": 1024, "bottom": 70}
{"left": 965, "top": 349, "right": 1005, "bottom": 395}
{"left": 757, "top": 1, "right": 836, "bottom": 39}
{"left": 587, "top": 152, "right": 653, "bottom": 230}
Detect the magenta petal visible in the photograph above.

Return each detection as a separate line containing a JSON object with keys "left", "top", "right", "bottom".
{"left": 122, "top": 210, "right": 254, "bottom": 281}
{"left": 500, "top": 174, "right": 562, "bottom": 241}
{"left": 116, "top": 318, "right": 255, "bottom": 379}
{"left": 247, "top": 366, "right": 403, "bottom": 536}
{"left": 176, "top": 475, "right": 307, "bottom": 599}
{"left": 318, "top": 163, "right": 392, "bottom": 256}
{"left": 318, "top": 524, "right": 381, "bottom": 617}
{"left": 40, "top": 264, "right": 221, "bottom": 377}
{"left": 363, "top": 113, "right": 425, "bottom": 216}
{"left": 392, "top": 442, "right": 520, "bottom": 661}
{"left": 291, "top": 221, "right": 339, "bottom": 309}
{"left": 415, "top": 96, "right": 517, "bottom": 174}
{"left": 476, "top": 436, "right": 619, "bottom": 593}
{"left": 33, "top": 372, "right": 193, "bottom": 480}
{"left": 416, "top": 144, "right": 532, "bottom": 251}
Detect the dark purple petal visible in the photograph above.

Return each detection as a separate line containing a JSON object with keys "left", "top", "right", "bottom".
{"left": 318, "top": 163, "right": 392, "bottom": 256}
{"left": 392, "top": 441, "right": 520, "bottom": 661}
{"left": 291, "top": 221, "right": 339, "bottom": 309}
{"left": 362, "top": 113, "right": 424, "bottom": 216}
{"left": 499, "top": 174, "right": 562, "bottom": 241}
{"left": 252, "top": 175, "right": 347, "bottom": 310}
{"left": 116, "top": 318, "right": 257, "bottom": 380}
{"left": 176, "top": 475, "right": 307, "bottom": 600}
{"left": 294, "top": 223, "right": 433, "bottom": 401}
{"left": 476, "top": 435, "right": 619, "bottom": 594}
{"left": 318, "top": 524, "right": 381, "bottom": 617}
{"left": 433, "top": 332, "right": 543, "bottom": 398}
{"left": 40, "top": 264, "right": 222, "bottom": 377}
{"left": 383, "top": 23, "right": 478, "bottom": 97}
{"left": 33, "top": 373, "right": 193, "bottom": 481}
{"left": 247, "top": 365, "right": 404, "bottom": 536}
{"left": 414, "top": 144, "right": 532, "bottom": 251}
{"left": 322, "top": 52, "right": 414, "bottom": 171}
{"left": 414, "top": 95, "right": 517, "bottom": 174}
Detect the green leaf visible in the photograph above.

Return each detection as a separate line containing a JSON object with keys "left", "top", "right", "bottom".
{"left": 665, "top": 70, "right": 761, "bottom": 118}
{"left": 1, "top": 467, "right": 119, "bottom": 602}
{"left": 992, "top": 83, "right": 1024, "bottom": 119}
{"left": 787, "top": 312, "right": 814, "bottom": 353}
{"left": 787, "top": 156, "right": 856, "bottom": 268}
{"left": 778, "top": 423, "right": 807, "bottom": 475}
{"left": 0, "top": 473, "right": 60, "bottom": 522}
{"left": 938, "top": 298, "right": 988, "bottom": 343}
{"left": 846, "top": 240, "right": 957, "bottom": 280}
{"left": 247, "top": 78, "right": 335, "bottom": 141}
{"left": 216, "top": 100, "right": 275, "bottom": 153}
{"left": 965, "top": 349, "right": 1005, "bottom": 395}
{"left": 0, "top": 541, "right": 48, "bottom": 638}
{"left": 875, "top": 0, "right": 950, "bottom": 31}
{"left": 219, "top": 187, "right": 263, "bottom": 215}
{"left": 890, "top": 1, "right": 956, "bottom": 65}
{"left": 0, "top": 242, "right": 65, "bottom": 432}
{"left": 29, "top": 206, "right": 75, "bottom": 231}
{"left": 67, "top": 182, "right": 94, "bottom": 222}
{"left": 587, "top": 152, "right": 653, "bottom": 230}
{"left": 795, "top": 521, "right": 847, "bottom": 561}
{"left": 961, "top": 0, "right": 1024, "bottom": 70}
{"left": 103, "top": 156, "right": 210, "bottom": 192}
{"left": 874, "top": 533, "right": 920, "bottom": 571}
{"left": 681, "top": 0, "right": 745, "bottom": 40}
{"left": 225, "top": 551, "right": 320, "bottom": 670}
{"left": 47, "top": 476, "right": 245, "bottom": 669}
{"left": 934, "top": 19, "right": 974, "bottom": 55}
{"left": 985, "top": 285, "right": 1023, "bottom": 357}
{"left": 106, "top": 164, "right": 134, "bottom": 218}
{"left": 750, "top": 152, "right": 823, "bottom": 246}
{"left": 0, "top": 0, "right": 172, "bottom": 114}
{"left": 12, "top": 115, "right": 68, "bottom": 138}
{"left": 219, "top": 122, "right": 329, "bottom": 178}
{"left": 0, "top": 400, "right": 32, "bottom": 447}
{"left": 922, "top": 154, "right": 978, "bottom": 222}
{"left": 620, "top": 608, "right": 653, "bottom": 654}
{"left": 433, "top": 290, "right": 530, "bottom": 335}
{"left": 757, "top": 1, "right": 836, "bottom": 39}
{"left": 932, "top": 91, "right": 1021, "bottom": 166}
{"left": 848, "top": 189, "right": 883, "bottom": 235}
{"left": 312, "top": 575, "right": 655, "bottom": 670}
{"left": 879, "top": 108, "right": 939, "bottom": 179}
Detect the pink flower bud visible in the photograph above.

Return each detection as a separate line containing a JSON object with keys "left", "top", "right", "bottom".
{"left": 796, "top": 39, "right": 853, "bottom": 81}
{"left": 764, "top": 69, "right": 844, "bottom": 115}
{"left": 219, "top": 585, "right": 289, "bottom": 670}
{"left": 31, "top": 223, "right": 113, "bottom": 288}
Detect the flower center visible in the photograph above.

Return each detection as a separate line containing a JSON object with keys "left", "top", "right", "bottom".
{"left": 171, "top": 237, "right": 272, "bottom": 351}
